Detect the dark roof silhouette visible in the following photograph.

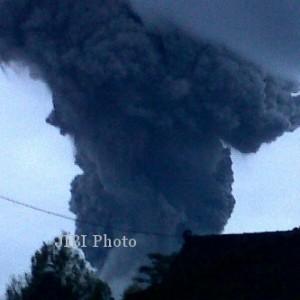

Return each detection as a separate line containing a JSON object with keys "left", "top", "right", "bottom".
{"left": 127, "top": 228, "right": 300, "bottom": 300}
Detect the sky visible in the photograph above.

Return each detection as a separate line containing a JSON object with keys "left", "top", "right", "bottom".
{"left": 0, "top": 66, "right": 80, "bottom": 296}
{"left": 1, "top": 0, "right": 300, "bottom": 297}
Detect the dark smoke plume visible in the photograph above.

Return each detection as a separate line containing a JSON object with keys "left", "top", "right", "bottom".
{"left": 0, "top": 0, "right": 299, "bottom": 295}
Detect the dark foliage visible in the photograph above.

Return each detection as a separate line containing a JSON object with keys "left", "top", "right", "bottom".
{"left": 123, "top": 252, "right": 177, "bottom": 299}
{"left": 5, "top": 235, "right": 113, "bottom": 300}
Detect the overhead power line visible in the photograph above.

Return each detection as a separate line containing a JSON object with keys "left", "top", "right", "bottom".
{"left": 0, "top": 194, "right": 179, "bottom": 239}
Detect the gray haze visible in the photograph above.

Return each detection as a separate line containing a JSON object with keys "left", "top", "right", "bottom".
{"left": 1, "top": 0, "right": 300, "bottom": 297}
{"left": 129, "top": 0, "right": 300, "bottom": 80}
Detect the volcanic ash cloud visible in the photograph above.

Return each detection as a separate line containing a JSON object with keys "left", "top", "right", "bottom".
{"left": 1, "top": 0, "right": 300, "bottom": 292}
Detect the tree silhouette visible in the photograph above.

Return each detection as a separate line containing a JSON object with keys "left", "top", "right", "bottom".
{"left": 6, "top": 235, "right": 113, "bottom": 300}
{"left": 123, "top": 252, "right": 177, "bottom": 299}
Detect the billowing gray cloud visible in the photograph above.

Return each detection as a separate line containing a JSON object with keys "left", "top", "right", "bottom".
{"left": 0, "top": 0, "right": 299, "bottom": 294}
{"left": 129, "top": 0, "right": 300, "bottom": 79}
